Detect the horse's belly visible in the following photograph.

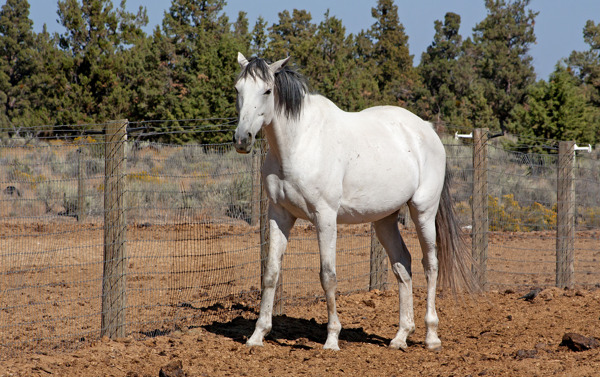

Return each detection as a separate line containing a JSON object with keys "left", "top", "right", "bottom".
{"left": 337, "top": 188, "right": 413, "bottom": 224}
{"left": 335, "top": 154, "right": 419, "bottom": 223}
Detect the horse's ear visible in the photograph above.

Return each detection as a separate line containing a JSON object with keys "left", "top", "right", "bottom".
{"left": 237, "top": 52, "right": 249, "bottom": 68}
{"left": 269, "top": 56, "right": 291, "bottom": 73}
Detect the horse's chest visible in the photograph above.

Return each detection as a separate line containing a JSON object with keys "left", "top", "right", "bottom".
{"left": 263, "top": 162, "right": 339, "bottom": 220}
{"left": 263, "top": 173, "right": 310, "bottom": 218}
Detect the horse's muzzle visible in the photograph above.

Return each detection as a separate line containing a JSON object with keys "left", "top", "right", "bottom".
{"left": 233, "top": 131, "right": 253, "bottom": 154}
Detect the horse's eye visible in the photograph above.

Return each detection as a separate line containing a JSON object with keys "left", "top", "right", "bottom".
{"left": 264, "top": 89, "right": 272, "bottom": 95}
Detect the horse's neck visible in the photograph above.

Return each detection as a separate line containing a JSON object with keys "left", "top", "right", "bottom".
{"left": 263, "top": 97, "right": 319, "bottom": 166}
{"left": 263, "top": 117, "right": 299, "bottom": 166}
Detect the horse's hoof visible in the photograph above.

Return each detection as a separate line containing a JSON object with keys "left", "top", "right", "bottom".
{"left": 389, "top": 339, "right": 408, "bottom": 351}
{"left": 246, "top": 338, "right": 264, "bottom": 347}
{"left": 323, "top": 341, "right": 340, "bottom": 351}
{"left": 425, "top": 340, "right": 442, "bottom": 352}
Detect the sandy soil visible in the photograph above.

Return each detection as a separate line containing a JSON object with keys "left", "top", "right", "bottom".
{"left": 1, "top": 223, "right": 599, "bottom": 376}
{"left": 3, "top": 287, "right": 600, "bottom": 376}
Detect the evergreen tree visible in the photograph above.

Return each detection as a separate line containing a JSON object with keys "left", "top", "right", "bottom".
{"left": 233, "top": 11, "right": 250, "bottom": 49}
{"left": 304, "top": 11, "right": 376, "bottom": 111}
{"left": 352, "top": 29, "right": 381, "bottom": 106}
{"left": 159, "top": 0, "right": 246, "bottom": 143}
{"left": 471, "top": 0, "right": 537, "bottom": 133}
{"left": 511, "top": 65, "right": 599, "bottom": 148}
{"left": 2, "top": 0, "right": 598, "bottom": 147}
{"left": 0, "top": 0, "right": 38, "bottom": 133}
{"left": 122, "top": 26, "right": 174, "bottom": 126}
{"left": 567, "top": 20, "right": 600, "bottom": 106}
{"left": 367, "top": 0, "right": 419, "bottom": 107}
{"left": 423, "top": 22, "right": 498, "bottom": 131}
{"left": 417, "top": 12, "right": 463, "bottom": 123}
{"left": 250, "top": 16, "right": 268, "bottom": 56}
{"left": 56, "top": 0, "right": 148, "bottom": 127}
{"left": 266, "top": 9, "right": 317, "bottom": 67}
{"left": 26, "top": 26, "right": 70, "bottom": 131}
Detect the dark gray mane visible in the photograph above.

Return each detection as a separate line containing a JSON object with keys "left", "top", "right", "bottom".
{"left": 237, "top": 57, "right": 309, "bottom": 120}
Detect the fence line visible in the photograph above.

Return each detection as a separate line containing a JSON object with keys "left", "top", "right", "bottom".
{"left": 0, "top": 120, "right": 599, "bottom": 356}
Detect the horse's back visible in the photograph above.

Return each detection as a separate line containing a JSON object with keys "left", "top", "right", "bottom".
{"left": 330, "top": 104, "right": 446, "bottom": 223}
{"left": 344, "top": 105, "right": 445, "bottom": 169}
{"left": 358, "top": 106, "right": 440, "bottom": 146}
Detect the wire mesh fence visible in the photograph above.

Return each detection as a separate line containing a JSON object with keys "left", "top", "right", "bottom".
{"left": 1, "top": 120, "right": 599, "bottom": 356}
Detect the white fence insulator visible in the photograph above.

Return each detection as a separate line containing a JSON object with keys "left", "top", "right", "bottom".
{"left": 455, "top": 131, "right": 473, "bottom": 140}
{"left": 574, "top": 144, "right": 593, "bottom": 153}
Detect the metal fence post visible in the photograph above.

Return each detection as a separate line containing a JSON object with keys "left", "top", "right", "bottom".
{"left": 369, "top": 224, "right": 387, "bottom": 291}
{"left": 101, "top": 119, "right": 128, "bottom": 338}
{"left": 556, "top": 141, "right": 575, "bottom": 289}
{"left": 77, "top": 147, "right": 86, "bottom": 222}
{"left": 472, "top": 128, "right": 488, "bottom": 290}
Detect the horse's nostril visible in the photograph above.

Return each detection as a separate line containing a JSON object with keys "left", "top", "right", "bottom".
{"left": 247, "top": 132, "right": 253, "bottom": 139}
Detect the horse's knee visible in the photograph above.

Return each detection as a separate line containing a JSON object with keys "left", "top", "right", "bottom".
{"left": 421, "top": 253, "right": 438, "bottom": 272}
{"left": 328, "top": 319, "right": 342, "bottom": 333}
{"left": 425, "top": 311, "right": 439, "bottom": 328}
{"left": 262, "top": 270, "right": 279, "bottom": 289}
{"left": 320, "top": 266, "right": 337, "bottom": 288}
{"left": 391, "top": 262, "right": 412, "bottom": 285}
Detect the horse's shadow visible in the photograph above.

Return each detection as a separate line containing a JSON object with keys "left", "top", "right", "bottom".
{"left": 202, "top": 314, "right": 391, "bottom": 349}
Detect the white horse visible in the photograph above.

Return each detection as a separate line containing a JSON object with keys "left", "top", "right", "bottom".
{"left": 233, "top": 53, "right": 475, "bottom": 351}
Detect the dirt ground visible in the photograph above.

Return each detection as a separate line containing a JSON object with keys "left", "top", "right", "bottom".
{"left": 1, "top": 223, "right": 600, "bottom": 376}
{"left": 2, "top": 287, "right": 600, "bottom": 376}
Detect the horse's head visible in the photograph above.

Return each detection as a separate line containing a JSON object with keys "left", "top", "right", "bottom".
{"left": 233, "top": 52, "right": 290, "bottom": 154}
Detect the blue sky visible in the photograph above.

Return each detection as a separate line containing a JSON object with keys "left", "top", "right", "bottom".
{"left": 27, "top": 0, "right": 600, "bottom": 80}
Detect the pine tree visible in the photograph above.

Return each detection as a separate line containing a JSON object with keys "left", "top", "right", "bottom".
{"left": 352, "top": 30, "right": 381, "bottom": 106}
{"left": 266, "top": 9, "right": 317, "bottom": 67}
{"left": 233, "top": 11, "right": 250, "bottom": 49}
{"left": 158, "top": 0, "right": 246, "bottom": 143}
{"left": 367, "top": 0, "right": 419, "bottom": 107}
{"left": 511, "top": 65, "right": 599, "bottom": 148}
{"left": 566, "top": 20, "right": 600, "bottom": 144}
{"left": 305, "top": 11, "right": 376, "bottom": 111}
{"left": 25, "top": 26, "right": 70, "bottom": 131}
{"left": 250, "top": 16, "right": 268, "bottom": 57}
{"left": 0, "top": 0, "right": 38, "bottom": 133}
{"left": 568, "top": 20, "right": 600, "bottom": 106}
{"left": 418, "top": 12, "right": 463, "bottom": 123}
{"left": 121, "top": 27, "right": 172, "bottom": 126}
{"left": 471, "top": 0, "right": 537, "bottom": 133}
{"left": 56, "top": 0, "right": 148, "bottom": 127}
{"left": 417, "top": 12, "right": 497, "bottom": 131}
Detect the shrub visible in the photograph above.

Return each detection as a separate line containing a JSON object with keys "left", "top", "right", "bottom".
{"left": 488, "top": 194, "right": 556, "bottom": 231}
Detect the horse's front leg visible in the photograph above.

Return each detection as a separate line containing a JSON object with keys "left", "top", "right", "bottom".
{"left": 315, "top": 211, "right": 341, "bottom": 350}
{"left": 247, "top": 204, "right": 295, "bottom": 347}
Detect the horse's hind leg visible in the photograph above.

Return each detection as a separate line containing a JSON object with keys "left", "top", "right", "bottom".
{"left": 408, "top": 200, "right": 442, "bottom": 351}
{"left": 247, "top": 204, "right": 295, "bottom": 347}
{"left": 373, "top": 211, "right": 415, "bottom": 350}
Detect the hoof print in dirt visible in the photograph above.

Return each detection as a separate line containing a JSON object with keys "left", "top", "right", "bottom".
{"left": 560, "top": 333, "right": 600, "bottom": 352}
{"left": 159, "top": 360, "right": 186, "bottom": 377}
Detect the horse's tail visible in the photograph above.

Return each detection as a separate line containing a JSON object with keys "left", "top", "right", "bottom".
{"left": 435, "top": 168, "right": 479, "bottom": 293}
